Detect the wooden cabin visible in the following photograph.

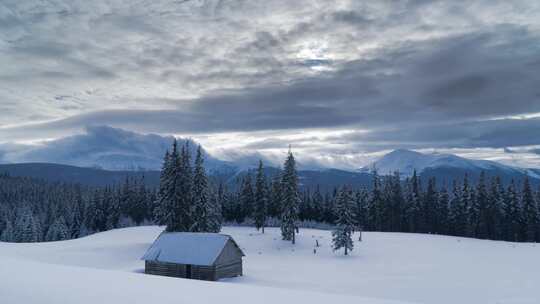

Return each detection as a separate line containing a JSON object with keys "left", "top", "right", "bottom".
{"left": 141, "top": 232, "right": 245, "bottom": 281}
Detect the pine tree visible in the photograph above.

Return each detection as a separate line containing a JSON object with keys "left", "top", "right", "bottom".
{"left": 106, "top": 191, "right": 121, "bottom": 230}
{"left": 254, "top": 160, "right": 268, "bottom": 233}
{"left": 437, "top": 184, "right": 450, "bottom": 235}
{"left": 502, "top": 180, "right": 520, "bottom": 241}
{"left": 155, "top": 148, "right": 174, "bottom": 226}
{"left": 0, "top": 219, "right": 14, "bottom": 242}
{"left": 455, "top": 175, "right": 471, "bottom": 236}
{"left": 380, "top": 176, "right": 393, "bottom": 232}
{"left": 131, "top": 178, "right": 149, "bottom": 225}
{"left": 521, "top": 177, "right": 538, "bottom": 242}
{"left": 168, "top": 142, "right": 194, "bottom": 232}
{"left": 470, "top": 171, "right": 488, "bottom": 238}
{"left": 239, "top": 174, "right": 254, "bottom": 222}
{"left": 14, "top": 207, "right": 41, "bottom": 243}
{"left": 389, "top": 172, "right": 404, "bottom": 232}
{"left": 368, "top": 170, "right": 384, "bottom": 231}
{"left": 487, "top": 177, "right": 504, "bottom": 239}
{"left": 354, "top": 188, "right": 368, "bottom": 231}
{"left": 191, "top": 145, "right": 211, "bottom": 232}
{"left": 207, "top": 186, "right": 223, "bottom": 233}
{"left": 323, "top": 191, "right": 336, "bottom": 223}
{"left": 423, "top": 177, "right": 438, "bottom": 234}
{"left": 311, "top": 185, "right": 324, "bottom": 222}
{"left": 69, "top": 187, "right": 85, "bottom": 238}
{"left": 86, "top": 189, "right": 106, "bottom": 232}
{"left": 268, "top": 175, "right": 282, "bottom": 218}
{"left": 332, "top": 186, "right": 356, "bottom": 255}
{"left": 280, "top": 149, "right": 300, "bottom": 244}
{"left": 45, "top": 217, "right": 69, "bottom": 241}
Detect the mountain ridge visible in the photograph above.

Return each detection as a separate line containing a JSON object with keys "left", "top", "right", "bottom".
{"left": 363, "top": 149, "right": 539, "bottom": 185}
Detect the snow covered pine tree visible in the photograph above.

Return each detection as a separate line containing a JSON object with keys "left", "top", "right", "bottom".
{"left": 280, "top": 149, "right": 300, "bottom": 244}
{"left": 192, "top": 145, "right": 212, "bottom": 232}
{"left": 254, "top": 160, "right": 268, "bottom": 233}
{"left": 332, "top": 186, "right": 355, "bottom": 255}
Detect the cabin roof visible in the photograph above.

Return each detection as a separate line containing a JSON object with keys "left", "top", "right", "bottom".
{"left": 141, "top": 232, "right": 244, "bottom": 266}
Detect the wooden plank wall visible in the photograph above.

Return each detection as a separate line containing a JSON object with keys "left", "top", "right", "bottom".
{"left": 215, "top": 260, "right": 242, "bottom": 280}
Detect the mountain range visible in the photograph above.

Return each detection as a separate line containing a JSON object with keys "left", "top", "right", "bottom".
{"left": 2, "top": 126, "right": 538, "bottom": 188}
{"left": 0, "top": 149, "right": 538, "bottom": 190}
{"left": 363, "top": 149, "right": 540, "bottom": 185}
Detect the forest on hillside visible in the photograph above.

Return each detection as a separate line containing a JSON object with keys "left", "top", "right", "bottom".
{"left": 1, "top": 142, "right": 540, "bottom": 244}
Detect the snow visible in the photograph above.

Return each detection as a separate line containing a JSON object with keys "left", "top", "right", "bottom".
{"left": 368, "top": 149, "right": 525, "bottom": 177}
{"left": 1, "top": 226, "right": 539, "bottom": 304}
{"left": 142, "top": 232, "right": 242, "bottom": 266}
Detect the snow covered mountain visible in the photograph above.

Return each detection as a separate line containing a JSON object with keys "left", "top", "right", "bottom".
{"left": 1, "top": 126, "right": 237, "bottom": 173}
{"left": 363, "top": 149, "right": 535, "bottom": 184}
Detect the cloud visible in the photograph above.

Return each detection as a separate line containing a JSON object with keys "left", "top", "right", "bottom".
{"left": 1, "top": 0, "right": 540, "bottom": 168}
{"left": 2, "top": 25, "right": 540, "bottom": 143}
{"left": 0, "top": 125, "right": 228, "bottom": 170}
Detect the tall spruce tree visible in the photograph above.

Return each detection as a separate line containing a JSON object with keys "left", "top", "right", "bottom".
{"left": 254, "top": 160, "right": 268, "bottom": 233}
{"left": 458, "top": 175, "right": 472, "bottom": 236}
{"left": 155, "top": 148, "right": 174, "bottom": 226}
{"left": 503, "top": 180, "right": 520, "bottom": 241}
{"left": 239, "top": 174, "right": 254, "bottom": 222}
{"left": 471, "top": 172, "right": 488, "bottom": 238}
{"left": 0, "top": 219, "right": 14, "bottom": 242}
{"left": 268, "top": 175, "right": 282, "bottom": 218}
{"left": 521, "top": 177, "right": 538, "bottom": 242}
{"left": 437, "top": 184, "right": 450, "bottom": 235}
{"left": 106, "top": 191, "right": 121, "bottom": 230}
{"left": 389, "top": 172, "right": 404, "bottom": 232}
{"left": 14, "top": 207, "right": 41, "bottom": 243}
{"left": 207, "top": 187, "right": 223, "bottom": 233}
{"left": 332, "top": 186, "right": 356, "bottom": 255}
{"left": 408, "top": 170, "right": 423, "bottom": 233}
{"left": 45, "top": 217, "right": 69, "bottom": 241}
{"left": 354, "top": 188, "right": 369, "bottom": 231}
{"left": 369, "top": 170, "right": 384, "bottom": 231}
{"left": 280, "top": 149, "right": 300, "bottom": 244}
{"left": 423, "top": 177, "right": 438, "bottom": 234}
{"left": 192, "top": 145, "right": 211, "bottom": 232}
{"left": 487, "top": 177, "right": 504, "bottom": 239}
{"left": 170, "top": 143, "right": 194, "bottom": 232}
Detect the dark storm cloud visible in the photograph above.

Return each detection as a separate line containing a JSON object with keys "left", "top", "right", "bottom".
{"left": 1, "top": 0, "right": 540, "bottom": 168}
{"left": 1, "top": 24, "right": 540, "bottom": 150}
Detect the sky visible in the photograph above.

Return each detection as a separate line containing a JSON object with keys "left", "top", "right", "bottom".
{"left": 1, "top": 0, "right": 540, "bottom": 170}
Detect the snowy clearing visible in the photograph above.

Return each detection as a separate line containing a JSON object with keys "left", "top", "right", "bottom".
{"left": 1, "top": 226, "right": 539, "bottom": 304}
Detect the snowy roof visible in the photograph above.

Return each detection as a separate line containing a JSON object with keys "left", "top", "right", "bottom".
{"left": 141, "top": 232, "right": 244, "bottom": 266}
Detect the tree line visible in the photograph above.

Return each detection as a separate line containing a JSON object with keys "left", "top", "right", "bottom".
{"left": 227, "top": 167, "right": 540, "bottom": 245}
{"left": 0, "top": 174, "right": 156, "bottom": 242}
{"left": 2, "top": 142, "right": 540, "bottom": 252}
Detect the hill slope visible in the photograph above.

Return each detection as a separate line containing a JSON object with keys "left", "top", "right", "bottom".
{"left": 0, "top": 163, "right": 162, "bottom": 187}
{"left": 0, "top": 162, "right": 373, "bottom": 190}
{"left": 1, "top": 226, "right": 538, "bottom": 304}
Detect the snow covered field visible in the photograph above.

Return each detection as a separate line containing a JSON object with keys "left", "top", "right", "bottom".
{"left": 1, "top": 226, "right": 539, "bottom": 304}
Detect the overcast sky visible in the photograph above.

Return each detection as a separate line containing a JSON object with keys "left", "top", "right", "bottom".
{"left": 1, "top": 0, "right": 540, "bottom": 169}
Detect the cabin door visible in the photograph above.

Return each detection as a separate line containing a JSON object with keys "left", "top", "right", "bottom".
{"left": 186, "top": 265, "right": 192, "bottom": 279}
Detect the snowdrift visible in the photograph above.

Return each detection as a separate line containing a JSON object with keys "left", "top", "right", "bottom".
{"left": 1, "top": 226, "right": 538, "bottom": 304}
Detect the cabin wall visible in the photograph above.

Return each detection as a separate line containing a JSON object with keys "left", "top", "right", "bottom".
{"left": 214, "top": 240, "right": 243, "bottom": 280}
{"left": 145, "top": 261, "right": 187, "bottom": 278}
{"left": 215, "top": 260, "right": 242, "bottom": 280}
{"left": 192, "top": 265, "right": 216, "bottom": 281}
{"left": 145, "top": 261, "right": 217, "bottom": 281}
{"left": 215, "top": 240, "right": 243, "bottom": 265}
